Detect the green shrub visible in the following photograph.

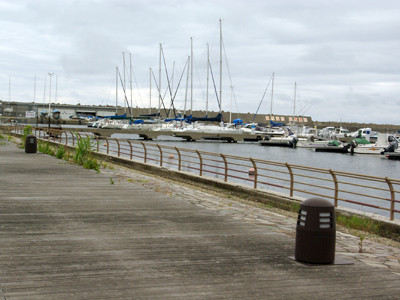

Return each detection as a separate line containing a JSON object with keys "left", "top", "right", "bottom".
{"left": 38, "top": 141, "right": 55, "bottom": 156}
{"left": 337, "top": 215, "right": 379, "bottom": 233}
{"left": 74, "top": 134, "right": 100, "bottom": 171}
{"left": 56, "top": 146, "right": 66, "bottom": 159}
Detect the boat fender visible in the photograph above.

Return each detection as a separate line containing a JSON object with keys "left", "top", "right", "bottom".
{"left": 248, "top": 168, "right": 255, "bottom": 175}
{"left": 289, "top": 136, "right": 298, "bottom": 148}
{"left": 382, "top": 141, "right": 398, "bottom": 154}
{"left": 350, "top": 140, "right": 358, "bottom": 148}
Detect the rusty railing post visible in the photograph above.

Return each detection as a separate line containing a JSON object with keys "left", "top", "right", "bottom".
{"left": 175, "top": 147, "right": 182, "bottom": 171}
{"left": 63, "top": 131, "right": 68, "bottom": 146}
{"left": 285, "top": 163, "right": 294, "bottom": 197}
{"left": 385, "top": 177, "right": 396, "bottom": 221}
{"left": 104, "top": 137, "right": 109, "bottom": 154}
{"left": 250, "top": 158, "right": 258, "bottom": 189}
{"left": 329, "top": 169, "right": 339, "bottom": 207}
{"left": 141, "top": 142, "right": 147, "bottom": 163}
{"left": 196, "top": 150, "right": 203, "bottom": 176}
{"left": 94, "top": 135, "right": 99, "bottom": 152}
{"left": 157, "top": 144, "right": 163, "bottom": 166}
{"left": 115, "top": 138, "right": 120, "bottom": 157}
{"left": 220, "top": 154, "right": 228, "bottom": 182}
{"left": 127, "top": 140, "right": 133, "bottom": 160}
{"left": 70, "top": 131, "right": 75, "bottom": 146}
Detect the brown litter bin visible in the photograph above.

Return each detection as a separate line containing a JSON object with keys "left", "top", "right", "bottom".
{"left": 295, "top": 198, "right": 336, "bottom": 264}
{"left": 25, "top": 134, "right": 37, "bottom": 153}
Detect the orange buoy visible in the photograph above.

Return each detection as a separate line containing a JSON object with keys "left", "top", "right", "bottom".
{"left": 248, "top": 168, "right": 255, "bottom": 175}
{"left": 168, "top": 154, "right": 174, "bottom": 159}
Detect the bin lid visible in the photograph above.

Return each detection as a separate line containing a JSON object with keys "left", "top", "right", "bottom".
{"left": 301, "top": 197, "right": 333, "bottom": 208}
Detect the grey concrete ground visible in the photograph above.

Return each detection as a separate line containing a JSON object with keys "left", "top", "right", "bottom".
{"left": 0, "top": 139, "right": 400, "bottom": 299}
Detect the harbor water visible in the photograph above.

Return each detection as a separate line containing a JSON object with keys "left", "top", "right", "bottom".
{"left": 46, "top": 125, "right": 400, "bottom": 219}
{"left": 115, "top": 133, "right": 399, "bottom": 179}
{"left": 111, "top": 133, "right": 400, "bottom": 220}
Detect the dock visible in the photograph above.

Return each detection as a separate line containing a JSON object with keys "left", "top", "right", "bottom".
{"left": 68, "top": 127, "right": 265, "bottom": 142}
{"left": 1, "top": 140, "right": 400, "bottom": 299}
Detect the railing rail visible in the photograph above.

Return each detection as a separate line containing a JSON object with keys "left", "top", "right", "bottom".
{"left": 6, "top": 125, "right": 400, "bottom": 221}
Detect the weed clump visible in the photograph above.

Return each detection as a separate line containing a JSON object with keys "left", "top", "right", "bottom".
{"left": 38, "top": 141, "right": 55, "bottom": 156}
{"left": 74, "top": 135, "right": 100, "bottom": 172}
{"left": 37, "top": 134, "right": 101, "bottom": 172}
{"left": 20, "top": 125, "right": 33, "bottom": 149}
{"left": 56, "top": 146, "right": 66, "bottom": 159}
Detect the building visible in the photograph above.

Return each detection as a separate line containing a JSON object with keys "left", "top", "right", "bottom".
{"left": 0, "top": 101, "right": 117, "bottom": 119}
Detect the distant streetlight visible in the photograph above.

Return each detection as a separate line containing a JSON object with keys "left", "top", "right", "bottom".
{"left": 48, "top": 73, "right": 54, "bottom": 113}
{"left": 48, "top": 73, "right": 54, "bottom": 129}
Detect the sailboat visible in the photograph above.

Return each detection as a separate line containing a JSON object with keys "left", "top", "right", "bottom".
{"left": 259, "top": 82, "right": 298, "bottom": 148}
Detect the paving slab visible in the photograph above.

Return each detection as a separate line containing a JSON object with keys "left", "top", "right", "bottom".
{"left": 0, "top": 140, "right": 400, "bottom": 299}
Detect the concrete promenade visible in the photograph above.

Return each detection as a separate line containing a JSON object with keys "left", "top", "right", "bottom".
{"left": 1, "top": 140, "right": 400, "bottom": 299}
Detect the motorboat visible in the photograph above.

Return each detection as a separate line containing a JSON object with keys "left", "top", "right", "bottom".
{"left": 259, "top": 127, "right": 298, "bottom": 148}
{"left": 313, "top": 140, "right": 351, "bottom": 153}
{"left": 350, "top": 133, "right": 398, "bottom": 154}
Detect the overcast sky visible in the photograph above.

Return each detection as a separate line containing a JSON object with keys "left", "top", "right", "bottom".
{"left": 1, "top": 0, "right": 399, "bottom": 124}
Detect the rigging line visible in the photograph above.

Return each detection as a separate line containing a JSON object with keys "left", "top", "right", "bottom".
{"left": 295, "top": 87, "right": 305, "bottom": 116}
{"left": 299, "top": 103, "right": 312, "bottom": 116}
{"left": 151, "top": 69, "right": 168, "bottom": 115}
{"left": 209, "top": 63, "right": 221, "bottom": 112}
{"left": 168, "top": 56, "right": 190, "bottom": 118}
{"left": 103, "top": 75, "right": 115, "bottom": 106}
{"left": 252, "top": 73, "right": 273, "bottom": 123}
{"left": 129, "top": 57, "right": 141, "bottom": 108}
{"left": 160, "top": 46, "right": 175, "bottom": 117}
{"left": 117, "top": 68, "right": 133, "bottom": 117}
{"left": 171, "top": 61, "right": 175, "bottom": 92}
{"left": 222, "top": 36, "right": 240, "bottom": 119}
{"left": 193, "top": 56, "right": 206, "bottom": 106}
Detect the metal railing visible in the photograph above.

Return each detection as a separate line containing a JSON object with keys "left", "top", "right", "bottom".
{"left": 8, "top": 125, "right": 400, "bottom": 221}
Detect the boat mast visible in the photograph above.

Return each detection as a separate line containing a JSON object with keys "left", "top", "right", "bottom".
{"left": 219, "top": 18, "right": 223, "bottom": 118}
{"left": 130, "top": 52, "right": 133, "bottom": 114}
{"left": 115, "top": 66, "right": 118, "bottom": 115}
{"left": 122, "top": 52, "right": 126, "bottom": 114}
{"left": 55, "top": 75, "right": 58, "bottom": 103}
{"left": 43, "top": 75, "right": 46, "bottom": 105}
{"left": 158, "top": 44, "right": 162, "bottom": 116}
{"left": 229, "top": 85, "right": 234, "bottom": 123}
{"left": 190, "top": 37, "right": 193, "bottom": 116}
{"left": 149, "top": 67, "right": 152, "bottom": 114}
{"left": 206, "top": 43, "right": 209, "bottom": 117}
{"left": 292, "top": 82, "right": 297, "bottom": 129}
{"left": 48, "top": 72, "right": 54, "bottom": 113}
{"left": 184, "top": 56, "right": 190, "bottom": 117}
{"left": 270, "top": 72, "right": 274, "bottom": 118}
{"left": 33, "top": 76, "right": 36, "bottom": 102}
